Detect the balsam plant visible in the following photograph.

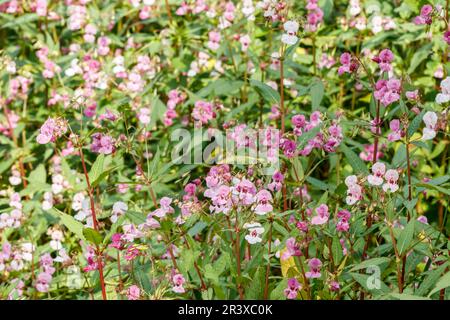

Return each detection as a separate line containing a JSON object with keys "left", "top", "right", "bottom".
{"left": 0, "top": 0, "right": 449, "bottom": 301}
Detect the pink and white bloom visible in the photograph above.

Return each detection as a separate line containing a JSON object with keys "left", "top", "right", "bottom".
{"left": 172, "top": 273, "right": 186, "bottom": 293}
{"left": 111, "top": 201, "right": 128, "bottom": 223}
{"left": 281, "top": 21, "right": 299, "bottom": 45}
{"left": 368, "top": 162, "right": 386, "bottom": 186}
{"left": 253, "top": 190, "right": 273, "bottom": 215}
{"left": 305, "top": 258, "right": 322, "bottom": 279}
{"left": 284, "top": 278, "right": 302, "bottom": 299}
{"left": 382, "top": 169, "right": 399, "bottom": 193}
{"left": 127, "top": 285, "right": 141, "bottom": 300}
{"left": 244, "top": 222, "right": 265, "bottom": 244}
{"left": 422, "top": 111, "right": 438, "bottom": 141}
{"left": 435, "top": 77, "right": 450, "bottom": 104}
{"left": 311, "top": 204, "right": 329, "bottom": 225}
{"left": 387, "top": 119, "right": 403, "bottom": 142}
{"left": 345, "top": 175, "right": 362, "bottom": 205}
{"left": 152, "top": 197, "right": 175, "bottom": 218}
{"left": 281, "top": 237, "right": 301, "bottom": 261}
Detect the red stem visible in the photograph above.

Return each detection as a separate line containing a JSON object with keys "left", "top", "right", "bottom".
{"left": 79, "top": 147, "right": 107, "bottom": 300}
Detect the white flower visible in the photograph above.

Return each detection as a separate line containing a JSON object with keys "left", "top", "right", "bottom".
{"left": 422, "top": 127, "right": 436, "bottom": 141}
{"left": 6, "top": 61, "right": 16, "bottom": 74}
{"left": 436, "top": 77, "right": 450, "bottom": 104}
{"left": 281, "top": 21, "right": 299, "bottom": 45}
{"left": 284, "top": 21, "right": 299, "bottom": 33}
{"left": 9, "top": 176, "right": 21, "bottom": 186}
{"left": 244, "top": 222, "right": 265, "bottom": 244}
{"left": 367, "top": 162, "right": 386, "bottom": 186}
{"left": 111, "top": 201, "right": 128, "bottom": 223}
{"left": 435, "top": 93, "right": 450, "bottom": 104}
{"left": 422, "top": 111, "right": 438, "bottom": 140}
{"left": 423, "top": 111, "right": 437, "bottom": 128}
{"left": 281, "top": 34, "right": 298, "bottom": 45}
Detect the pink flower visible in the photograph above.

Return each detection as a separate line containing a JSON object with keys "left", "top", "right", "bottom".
{"left": 281, "top": 237, "right": 301, "bottom": 261}
{"left": 444, "top": 31, "right": 450, "bottom": 45}
{"left": 413, "top": 5, "right": 433, "bottom": 25}
{"left": 90, "top": 133, "right": 115, "bottom": 154}
{"left": 417, "top": 216, "right": 428, "bottom": 224}
{"left": 374, "top": 78, "right": 401, "bottom": 107}
{"left": 239, "top": 34, "right": 251, "bottom": 52}
{"left": 305, "top": 258, "right": 322, "bottom": 279}
{"left": 109, "top": 233, "right": 125, "bottom": 250}
{"left": 372, "top": 49, "right": 394, "bottom": 72}
{"left": 268, "top": 171, "right": 284, "bottom": 192}
{"left": 387, "top": 119, "right": 403, "bottom": 142}
{"left": 208, "top": 31, "right": 221, "bottom": 50}
{"left": 406, "top": 90, "right": 419, "bottom": 100}
{"left": 192, "top": 100, "right": 215, "bottom": 125}
{"left": 359, "top": 143, "right": 384, "bottom": 162}
{"left": 368, "top": 162, "right": 386, "bottom": 186}
{"left": 284, "top": 278, "right": 302, "bottom": 299}
{"left": 205, "top": 185, "right": 232, "bottom": 214}
{"left": 338, "top": 52, "right": 359, "bottom": 75}
{"left": 345, "top": 175, "right": 362, "bottom": 205}
{"left": 152, "top": 197, "right": 174, "bottom": 218}
{"left": 36, "top": 117, "right": 68, "bottom": 144}
{"left": 232, "top": 178, "right": 256, "bottom": 206}
{"left": 382, "top": 169, "right": 399, "bottom": 193}
{"left": 281, "top": 139, "right": 297, "bottom": 158}
{"left": 36, "top": 272, "right": 52, "bottom": 292}
{"left": 329, "top": 280, "right": 340, "bottom": 292}
{"left": 172, "top": 273, "right": 186, "bottom": 293}
{"left": 420, "top": 4, "right": 433, "bottom": 16}
{"left": 126, "top": 285, "right": 141, "bottom": 300}
{"left": 125, "top": 244, "right": 140, "bottom": 261}
{"left": 254, "top": 189, "right": 273, "bottom": 215}
{"left": 311, "top": 204, "right": 329, "bottom": 225}
{"left": 336, "top": 209, "right": 351, "bottom": 232}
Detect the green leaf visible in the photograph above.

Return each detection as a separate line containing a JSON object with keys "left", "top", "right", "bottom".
{"left": 270, "top": 279, "right": 288, "bottom": 300}
{"left": 250, "top": 79, "right": 280, "bottom": 104}
{"left": 350, "top": 257, "right": 390, "bottom": 272}
{"left": 392, "top": 144, "right": 406, "bottom": 167}
{"left": 290, "top": 157, "right": 304, "bottom": 182}
{"left": 187, "top": 221, "right": 208, "bottom": 237}
{"left": 416, "top": 182, "right": 450, "bottom": 196}
{"left": 150, "top": 96, "right": 167, "bottom": 127}
{"left": 350, "top": 272, "right": 390, "bottom": 294}
{"left": 407, "top": 110, "right": 425, "bottom": 138}
{"left": 340, "top": 144, "right": 369, "bottom": 174}
{"left": 50, "top": 208, "right": 86, "bottom": 241}
{"left": 428, "top": 271, "right": 450, "bottom": 297}
{"left": 310, "top": 79, "right": 324, "bottom": 110}
{"left": 331, "top": 236, "right": 343, "bottom": 266}
{"left": 88, "top": 154, "right": 106, "bottom": 185}
{"left": 148, "top": 148, "right": 161, "bottom": 178}
{"left": 246, "top": 267, "right": 265, "bottom": 299}
{"left": 2, "top": 13, "right": 38, "bottom": 28}
{"left": 416, "top": 262, "right": 449, "bottom": 296}
{"left": 180, "top": 249, "right": 195, "bottom": 274}
{"left": 306, "top": 176, "right": 330, "bottom": 191}
{"left": 204, "top": 264, "right": 219, "bottom": 284}
{"left": 397, "top": 219, "right": 415, "bottom": 256}
{"left": 83, "top": 228, "right": 103, "bottom": 245}
{"left": 389, "top": 293, "right": 431, "bottom": 300}
{"left": 407, "top": 43, "right": 432, "bottom": 74}
{"left": 126, "top": 210, "right": 146, "bottom": 225}
{"left": 28, "top": 164, "right": 47, "bottom": 184}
